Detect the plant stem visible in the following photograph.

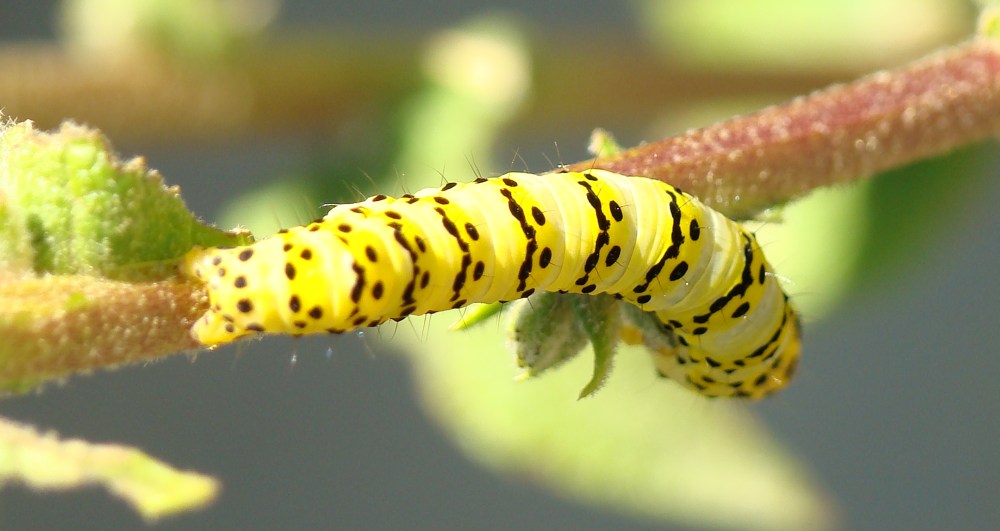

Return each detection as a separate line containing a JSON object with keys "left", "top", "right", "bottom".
{"left": 565, "top": 38, "right": 1000, "bottom": 218}
{"left": 0, "top": 33, "right": 843, "bottom": 145}
{"left": 0, "top": 277, "right": 203, "bottom": 391}
{"left": 3, "top": 37, "right": 999, "bottom": 387}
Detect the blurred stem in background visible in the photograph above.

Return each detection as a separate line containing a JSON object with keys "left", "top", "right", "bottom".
{"left": 0, "top": 0, "right": 973, "bottom": 145}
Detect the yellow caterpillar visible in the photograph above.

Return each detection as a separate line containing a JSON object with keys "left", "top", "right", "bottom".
{"left": 183, "top": 169, "right": 800, "bottom": 398}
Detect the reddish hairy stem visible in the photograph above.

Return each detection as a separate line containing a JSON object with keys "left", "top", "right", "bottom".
{"left": 566, "top": 38, "right": 1000, "bottom": 218}
{"left": 4, "top": 38, "right": 999, "bottom": 388}
{"left": 0, "top": 277, "right": 204, "bottom": 389}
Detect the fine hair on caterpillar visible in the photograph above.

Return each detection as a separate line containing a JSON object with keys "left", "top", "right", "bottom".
{"left": 183, "top": 169, "right": 801, "bottom": 399}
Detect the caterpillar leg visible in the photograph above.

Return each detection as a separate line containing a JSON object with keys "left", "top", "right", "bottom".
{"left": 651, "top": 305, "right": 801, "bottom": 399}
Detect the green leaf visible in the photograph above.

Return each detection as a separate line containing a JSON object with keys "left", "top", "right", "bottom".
{"left": 449, "top": 301, "right": 504, "bottom": 331}
{"left": 0, "top": 120, "right": 247, "bottom": 280}
{"left": 506, "top": 294, "right": 587, "bottom": 378}
{"left": 397, "top": 316, "right": 833, "bottom": 531}
{"left": 60, "top": 0, "right": 276, "bottom": 64}
{"left": 978, "top": 1, "right": 1000, "bottom": 39}
{"left": 0, "top": 416, "right": 218, "bottom": 521}
{"left": 754, "top": 145, "right": 991, "bottom": 320}
{"left": 638, "top": 0, "right": 969, "bottom": 73}
{"left": 569, "top": 294, "right": 623, "bottom": 398}
{"left": 586, "top": 128, "right": 625, "bottom": 158}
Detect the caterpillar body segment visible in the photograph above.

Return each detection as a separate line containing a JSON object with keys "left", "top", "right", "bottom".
{"left": 183, "top": 169, "right": 801, "bottom": 398}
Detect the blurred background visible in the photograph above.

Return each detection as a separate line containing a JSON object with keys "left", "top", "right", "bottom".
{"left": 0, "top": 1, "right": 997, "bottom": 529}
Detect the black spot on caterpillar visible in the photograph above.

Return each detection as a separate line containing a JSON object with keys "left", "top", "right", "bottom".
{"left": 183, "top": 169, "right": 801, "bottom": 398}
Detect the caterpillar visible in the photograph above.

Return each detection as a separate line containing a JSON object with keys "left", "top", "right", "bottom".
{"left": 183, "top": 169, "right": 801, "bottom": 398}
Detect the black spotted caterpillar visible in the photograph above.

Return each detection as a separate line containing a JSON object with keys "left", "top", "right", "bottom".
{"left": 183, "top": 169, "right": 801, "bottom": 398}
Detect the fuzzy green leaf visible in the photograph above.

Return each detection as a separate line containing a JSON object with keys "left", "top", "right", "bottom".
{"left": 399, "top": 316, "right": 833, "bottom": 531}
{"left": 0, "top": 417, "right": 218, "bottom": 520}
{"left": 0, "top": 120, "right": 246, "bottom": 280}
